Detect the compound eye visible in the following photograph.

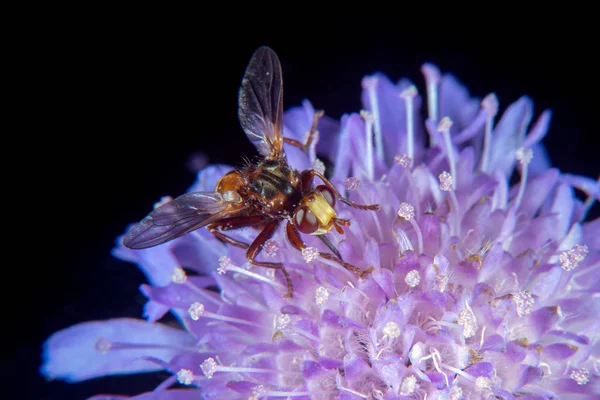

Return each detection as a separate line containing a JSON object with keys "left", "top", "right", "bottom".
{"left": 316, "top": 185, "right": 336, "bottom": 207}
{"left": 295, "top": 206, "right": 319, "bottom": 234}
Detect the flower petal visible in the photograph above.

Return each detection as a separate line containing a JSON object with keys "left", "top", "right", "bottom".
{"left": 40, "top": 318, "right": 196, "bottom": 382}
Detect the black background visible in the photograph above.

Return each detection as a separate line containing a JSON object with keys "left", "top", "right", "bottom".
{"left": 16, "top": 16, "right": 598, "bottom": 400}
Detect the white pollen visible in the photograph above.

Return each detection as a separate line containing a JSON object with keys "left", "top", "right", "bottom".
{"left": 302, "top": 247, "right": 319, "bottom": 263}
{"left": 405, "top": 270, "right": 421, "bottom": 287}
{"left": 513, "top": 291, "right": 534, "bottom": 317}
{"left": 439, "top": 171, "right": 454, "bottom": 192}
{"left": 559, "top": 244, "right": 589, "bottom": 271}
{"left": 200, "top": 357, "right": 217, "bottom": 379}
{"left": 263, "top": 239, "right": 279, "bottom": 257}
{"left": 217, "top": 255, "right": 232, "bottom": 275}
{"left": 481, "top": 93, "right": 499, "bottom": 117}
{"left": 176, "top": 368, "right": 194, "bottom": 385}
{"left": 171, "top": 267, "right": 187, "bottom": 284}
{"left": 345, "top": 176, "right": 361, "bottom": 190}
{"left": 394, "top": 154, "right": 412, "bottom": 168}
{"left": 449, "top": 385, "right": 463, "bottom": 400}
{"left": 516, "top": 147, "right": 533, "bottom": 165}
{"left": 253, "top": 385, "right": 267, "bottom": 396}
{"left": 457, "top": 303, "right": 478, "bottom": 338}
{"left": 383, "top": 321, "right": 401, "bottom": 338}
{"left": 315, "top": 286, "right": 330, "bottom": 305}
{"left": 400, "top": 85, "right": 418, "bottom": 98}
{"left": 276, "top": 314, "right": 291, "bottom": 329}
{"left": 400, "top": 375, "right": 417, "bottom": 395}
{"left": 397, "top": 202, "right": 415, "bottom": 220}
{"left": 437, "top": 116, "right": 453, "bottom": 133}
{"left": 475, "top": 376, "right": 492, "bottom": 391}
{"left": 570, "top": 367, "right": 590, "bottom": 385}
{"left": 311, "top": 159, "right": 326, "bottom": 174}
{"left": 188, "top": 302, "right": 205, "bottom": 321}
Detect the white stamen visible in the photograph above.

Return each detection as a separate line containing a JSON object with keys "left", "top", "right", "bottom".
{"left": 360, "top": 110, "right": 375, "bottom": 181}
{"left": 457, "top": 301, "right": 478, "bottom": 338}
{"left": 405, "top": 270, "right": 421, "bottom": 288}
{"left": 479, "top": 93, "right": 499, "bottom": 173}
{"left": 394, "top": 228, "right": 415, "bottom": 254}
{"left": 559, "top": 244, "right": 589, "bottom": 271}
{"left": 311, "top": 158, "right": 326, "bottom": 175}
{"left": 513, "top": 291, "right": 534, "bottom": 317}
{"left": 439, "top": 171, "right": 461, "bottom": 236}
{"left": 263, "top": 239, "right": 279, "bottom": 257}
{"left": 397, "top": 202, "right": 423, "bottom": 254}
{"left": 439, "top": 171, "right": 454, "bottom": 192}
{"left": 188, "top": 302, "right": 262, "bottom": 327}
{"left": 276, "top": 314, "right": 291, "bottom": 329}
{"left": 400, "top": 375, "right": 417, "bottom": 395}
{"left": 422, "top": 63, "right": 440, "bottom": 123}
{"left": 302, "top": 247, "right": 320, "bottom": 263}
{"left": 419, "top": 348, "right": 449, "bottom": 388}
{"left": 400, "top": 85, "right": 418, "bottom": 160}
{"left": 176, "top": 368, "right": 194, "bottom": 385}
{"left": 570, "top": 367, "right": 590, "bottom": 385}
{"left": 315, "top": 286, "right": 330, "bottom": 305}
{"left": 362, "top": 77, "right": 384, "bottom": 162}
{"left": 253, "top": 386, "right": 313, "bottom": 398}
{"left": 200, "top": 357, "right": 284, "bottom": 379}
{"left": 344, "top": 176, "right": 361, "bottom": 190}
{"left": 513, "top": 147, "right": 533, "bottom": 211}
{"left": 394, "top": 154, "right": 412, "bottom": 168}
{"left": 338, "top": 386, "right": 368, "bottom": 399}
{"left": 171, "top": 267, "right": 187, "bottom": 284}
{"left": 438, "top": 117, "right": 457, "bottom": 190}
{"left": 475, "top": 376, "right": 492, "bottom": 391}
{"left": 382, "top": 321, "right": 401, "bottom": 339}
{"left": 217, "top": 256, "right": 285, "bottom": 289}
{"left": 449, "top": 385, "right": 463, "bottom": 400}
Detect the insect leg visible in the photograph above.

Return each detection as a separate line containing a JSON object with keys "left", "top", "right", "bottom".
{"left": 247, "top": 220, "right": 294, "bottom": 299}
{"left": 283, "top": 110, "right": 324, "bottom": 152}
{"left": 301, "top": 169, "right": 380, "bottom": 211}
{"left": 285, "top": 221, "right": 373, "bottom": 279}
{"left": 207, "top": 215, "right": 266, "bottom": 249}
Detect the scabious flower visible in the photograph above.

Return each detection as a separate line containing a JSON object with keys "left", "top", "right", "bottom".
{"left": 42, "top": 62, "right": 600, "bottom": 399}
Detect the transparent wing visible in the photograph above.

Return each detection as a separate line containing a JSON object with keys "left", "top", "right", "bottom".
{"left": 238, "top": 46, "right": 284, "bottom": 159}
{"left": 122, "top": 192, "right": 243, "bottom": 249}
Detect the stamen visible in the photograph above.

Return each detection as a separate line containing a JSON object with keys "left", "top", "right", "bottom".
{"left": 394, "top": 154, "right": 412, "bottom": 168}
{"left": 382, "top": 321, "right": 401, "bottom": 339}
{"left": 344, "top": 176, "right": 361, "bottom": 190}
{"left": 360, "top": 110, "right": 375, "bottom": 181}
{"left": 513, "top": 147, "right": 533, "bottom": 211}
{"left": 559, "top": 244, "right": 589, "bottom": 271}
{"left": 449, "top": 385, "right": 463, "bottom": 400}
{"left": 439, "top": 171, "right": 461, "bottom": 236}
{"left": 311, "top": 159, "right": 326, "bottom": 175}
{"left": 200, "top": 357, "right": 285, "bottom": 379}
{"left": 457, "top": 301, "right": 478, "bottom": 338}
{"left": 253, "top": 386, "right": 313, "bottom": 398}
{"left": 171, "top": 267, "right": 187, "bottom": 284}
{"left": 513, "top": 291, "right": 534, "bottom": 317}
{"left": 218, "top": 256, "right": 285, "bottom": 289}
{"left": 188, "top": 302, "right": 262, "bottom": 327}
{"left": 315, "top": 286, "right": 330, "bottom": 305}
{"left": 362, "top": 77, "right": 385, "bottom": 162}
{"left": 438, "top": 117, "right": 457, "bottom": 190}
{"left": 405, "top": 270, "right": 421, "bottom": 288}
{"left": 419, "top": 348, "right": 449, "bottom": 387}
{"left": 400, "top": 85, "right": 418, "bottom": 160}
{"left": 338, "top": 386, "right": 368, "bottom": 399}
{"left": 176, "top": 368, "right": 194, "bottom": 385}
{"left": 263, "top": 239, "right": 279, "bottom": 257}
{"left": 570, "top": 367, "right": 590, "bottom": 385}
{"left": 302, "top": 247, "right": 320, "bottom": 263}
{"left": 421, "top": 63, "right": 440, "bottom": 124}
{"left": 276, "top": 314, "right": 291, "bottom": 329}
{"left": 400, "top": 375, "right": 418, "bottom": 395}
{"left": 479, "top": 93, "right": 499, "bottom": 173}
{"left": 396, "top": 202, "right": 423, "bottom": 254}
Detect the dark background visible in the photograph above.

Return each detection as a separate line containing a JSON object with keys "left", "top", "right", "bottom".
{"left": 17, "top": 18, "right": 598, "bottom": 400}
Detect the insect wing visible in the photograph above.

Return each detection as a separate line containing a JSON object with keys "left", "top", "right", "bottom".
{"left": 238, "top": 46, "right": 284, "bottom": 159}
{"left": 123, "top": 192, "right": 241, "bottom": 249}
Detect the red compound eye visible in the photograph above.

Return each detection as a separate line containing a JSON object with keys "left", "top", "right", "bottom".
{"left": 294, "top": 206, "right": 319, "bottom": 234}
{"left": 315, "top": 185, "right": 335, "bottom": 207}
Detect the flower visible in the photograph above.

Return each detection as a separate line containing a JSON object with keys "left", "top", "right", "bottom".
{"left": 41, "top": 61, "right": 599, "bottom": 399}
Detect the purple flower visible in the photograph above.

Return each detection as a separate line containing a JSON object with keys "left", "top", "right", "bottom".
{"left": 42, "top": 62, "right": 599, "bottom": 399}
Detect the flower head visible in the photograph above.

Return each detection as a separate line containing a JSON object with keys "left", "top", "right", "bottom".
{"left": 41, "top": 60, "right": 599, "bottom": 399}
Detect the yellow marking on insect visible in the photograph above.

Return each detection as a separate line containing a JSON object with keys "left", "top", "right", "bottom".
{"left": 305, "top": 192, "right": 336, "bottom": 235}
